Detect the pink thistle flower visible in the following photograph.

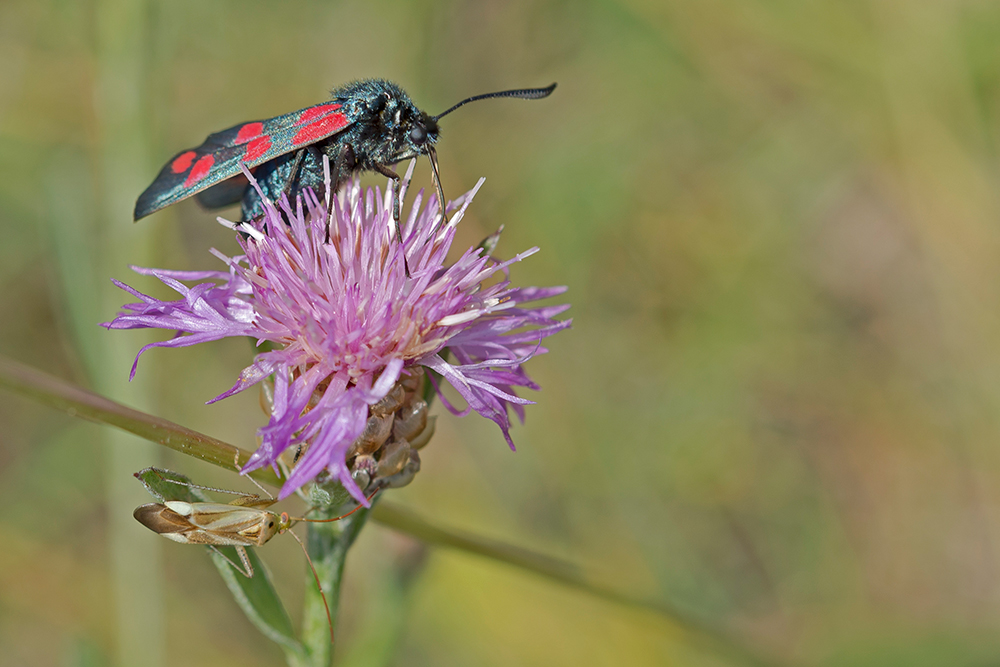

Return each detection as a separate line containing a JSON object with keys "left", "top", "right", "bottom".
{"left": 105, "top": 162, "right": 570, "bottom": 503}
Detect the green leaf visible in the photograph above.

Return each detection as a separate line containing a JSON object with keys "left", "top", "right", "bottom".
{"left": 211, "top": 547, "right": 305, "bottom": 660}
{"left": 134, "top": 467, "right": 207, "bottom": 503}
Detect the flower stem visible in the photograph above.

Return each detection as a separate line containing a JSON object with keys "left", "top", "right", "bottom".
{"left": 0, "top": 354, "right": 283, "bottom": 488}
{"left": 294, "top": 503, "right": 373, "bottom": 667}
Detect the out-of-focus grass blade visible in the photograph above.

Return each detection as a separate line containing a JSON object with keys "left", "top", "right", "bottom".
{"left": 0, "top": 353, "right": 281, "bottom": 488}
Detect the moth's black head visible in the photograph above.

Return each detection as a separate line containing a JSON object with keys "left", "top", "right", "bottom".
{"left": 408, "top": 112, "right": 439, "bottom": 149}
{"left": 378, "top": 101, "right": 440, "bottom": 163}
{"left": 379, "top": 97, "right": 441, "bottom": 164}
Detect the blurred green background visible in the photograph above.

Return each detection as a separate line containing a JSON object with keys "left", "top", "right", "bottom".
{"left": 3, "top": 1, "right": 1000, "bottom": 665}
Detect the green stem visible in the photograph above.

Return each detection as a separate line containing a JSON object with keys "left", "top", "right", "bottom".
{"left": 296, "top": 504, "right": 373, "bottom": 667}
{"left": 369, "top": 503, "right": 787, "bottom": 667}
{"left": 0, "top": 354, "right": 282, "bottom": 488}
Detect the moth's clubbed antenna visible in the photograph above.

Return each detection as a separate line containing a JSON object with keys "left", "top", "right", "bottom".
{"left": 432, "top": 83, "right": 557, "bottom": 120}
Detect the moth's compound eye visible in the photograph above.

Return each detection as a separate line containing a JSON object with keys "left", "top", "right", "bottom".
{"left": 410, "top": 125, "right": 427, "bottom": 144}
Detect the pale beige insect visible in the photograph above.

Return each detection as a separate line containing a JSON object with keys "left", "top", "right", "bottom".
{"left": 133, "top": 493, "right": 299, "bottom": 577}
{"left": 133, "top": 468, "right": 374, "bottom": 641}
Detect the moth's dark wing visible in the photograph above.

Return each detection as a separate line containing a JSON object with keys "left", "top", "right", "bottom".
{"left": 134, "top": 101, "right": 352, "bottom": 220}
{"left": 195, "top": 175, "right": 250, "bottom": 210}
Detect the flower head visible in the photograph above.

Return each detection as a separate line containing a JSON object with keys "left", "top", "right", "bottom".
{"left": 106, "top": 162, "right": 569, "bottom": 503}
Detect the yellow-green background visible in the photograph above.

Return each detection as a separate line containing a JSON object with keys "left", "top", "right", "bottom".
{"left": 2, "top": 1, "right": 999, "bottom": 666}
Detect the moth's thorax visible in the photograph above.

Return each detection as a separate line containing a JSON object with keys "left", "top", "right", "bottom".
{"left": 332, "top": 79, "right": 440, "bottom": 166}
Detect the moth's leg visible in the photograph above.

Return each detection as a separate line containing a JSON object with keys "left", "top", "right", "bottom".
{"left": 208, "top": 545, "right": 255, "bottom": 578}
{"left": 372, "top": 162, "right": 402, "bottom": 225}
{"left": 331, "top": 143, "right": 356, "bottom": 191}
{"left": 235, "top": 546, "right": 254, "bottom": 577}
{"left": 303, "top": 146, "right": 326, "bottom": 198}
{"left": 243, "top": 474, "right": 274, "bottom": 501}
{"left": 325, "top": 143, "right": 357, "bottom": 242}
{"left": 282, "top": 148, "right": 308, "bottom": 198}
{"left": 373, "top": 162, "right": 410, "bottom": 276}
{"left": 306, "top": 145, "right": 324, "bottom": 163}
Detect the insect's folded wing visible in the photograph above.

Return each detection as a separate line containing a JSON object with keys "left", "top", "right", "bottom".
{"left": 178, "top": 503, "right": 267, "bottom": 534}
{"left": 134, "top": 503, "right": 196, "bottom": 534}
{"left": 135, "top": 502, "right": 265, "bottom": 547}
{"left": 194, "top": 175, "right": 250, "bottom": 209}
{"left": 134, "top": 142, "right": 253, "bottom": 219}
{"left": 134, "top": 101, "right": 352, "bottom": 220}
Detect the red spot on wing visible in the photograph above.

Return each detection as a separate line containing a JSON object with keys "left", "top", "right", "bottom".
{"left": 171, "top": 151, "right": 197, "bottom": 174}
{"left": 235, "top": 122, "right": 264, "bottom": 144}
{"left": 184, "top": 155, "right": 216, "bottom": 187}
{"left": 292, "top": 112, "right": 348, "bottom": 146}
{"left": 244, "top": 136, "right": 272, "bottom": 162}
{"left": 297, "top": 103, "right": 341, "bottom": 125}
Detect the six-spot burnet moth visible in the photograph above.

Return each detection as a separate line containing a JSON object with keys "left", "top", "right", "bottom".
{"left": 134, "top": 79, "right": 556, "bottom": 242}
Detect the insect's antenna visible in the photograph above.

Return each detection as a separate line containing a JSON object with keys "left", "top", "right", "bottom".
{"left": 146, "top": 468, "right": 260, "bottom": 499}
{"left": 235, "top": 451, "right": 277, "bottom": 501}
{"left": 285, "top": 528, "right": 335, "bottom": 644}
{"left": 432, "top": 83, "right": 557, "bottom": 121}
{"left": 427, "top": 146, "right": 448, "bottom": 228}
{"left": 244, "top": 472, "right": 275, "bottom": 500}
{"left": 289, "top": 489, "right": 380, "bottom": 524}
